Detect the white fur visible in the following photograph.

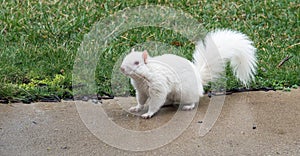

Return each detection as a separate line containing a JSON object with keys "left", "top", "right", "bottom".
{"left": 193, "top": 29, "right": 257, "bottom": 85}
{"left": 120, "top": 29, "right": 257, "bottom": 118}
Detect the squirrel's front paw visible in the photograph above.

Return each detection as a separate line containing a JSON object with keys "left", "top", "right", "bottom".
{"left": 141, "top": 112, "right": 154, "bottom": 119}
{"left": 129, "top": 105, "right": 143, "bottom": 112}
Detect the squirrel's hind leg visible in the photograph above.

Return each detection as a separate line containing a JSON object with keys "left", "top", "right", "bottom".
{"left": 182, "top": 103, "right": 196, "bottom": 111}
{"left": 141, "top": 93, "right": 167, "bottom": 119}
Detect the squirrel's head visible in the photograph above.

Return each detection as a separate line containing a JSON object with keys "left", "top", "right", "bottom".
{"left": 120, "top": 49, "right": 149, "bottom": 77}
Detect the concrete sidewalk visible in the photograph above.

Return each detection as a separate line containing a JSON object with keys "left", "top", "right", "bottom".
{"left": 0, "top": 90, "right": 299, "bottom": 155}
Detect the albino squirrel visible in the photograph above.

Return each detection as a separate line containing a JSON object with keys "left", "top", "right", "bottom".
{"left": 120, "top": 29, "right": 257, "bottom": 119}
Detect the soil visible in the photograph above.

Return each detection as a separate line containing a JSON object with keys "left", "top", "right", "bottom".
{"left": 0, "top": 90, "right": 299, "bottom": 155}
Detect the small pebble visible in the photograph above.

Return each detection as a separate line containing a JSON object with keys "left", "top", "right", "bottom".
{"left": 82, "top": 96, "right": 89, "bottom": 101}
{"left": 252, "top": 124, "right": 257, "bottom": 130}
{"left": 208, "top": 92, "right": 212, "bottom": 98}
{"left": 32, "top": 121, "right": 37, "bottom": 125}
{"left": 61, "top": 146, "right": 69, "bottom": 150}
{"left": 91, "top": 99, "right": 99, "bottom": 104}
{"left": 292, "top": 84, "right": 298, "bottom": 89}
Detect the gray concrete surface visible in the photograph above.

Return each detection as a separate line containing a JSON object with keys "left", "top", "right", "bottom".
{"left": 0, "top": 90, "right": 299, "bottom": 155}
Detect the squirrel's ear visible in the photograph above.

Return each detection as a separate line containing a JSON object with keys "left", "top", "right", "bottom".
{"left": 142, "top": 50, "right": 148, "bottom": 64}
{"left": 131, "top": 48, "right": 135, "bottom": 53}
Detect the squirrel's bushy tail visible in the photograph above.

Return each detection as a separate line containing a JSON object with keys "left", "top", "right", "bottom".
{"left": 193, "top": 29, "right": 257, "bottom": 86}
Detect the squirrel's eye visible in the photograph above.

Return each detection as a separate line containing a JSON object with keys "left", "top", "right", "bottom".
{"left": 134, "top": 61, "right": 139, "bottom": 65}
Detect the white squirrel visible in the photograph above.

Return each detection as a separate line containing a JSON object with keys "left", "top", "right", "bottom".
{"left": 120, "top": 29, "right": 257, "bottom": 119}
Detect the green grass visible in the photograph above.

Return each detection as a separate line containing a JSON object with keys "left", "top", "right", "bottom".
{"left": 0, "top": 0, "right": 299, "bottom": 102}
